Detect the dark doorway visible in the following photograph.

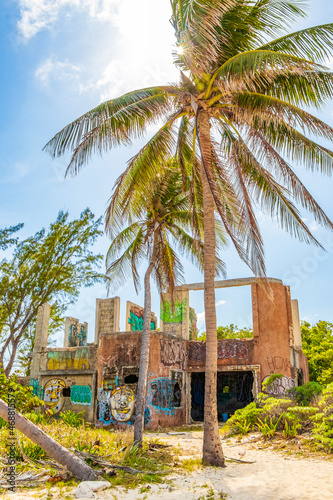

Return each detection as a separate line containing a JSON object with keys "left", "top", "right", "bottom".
{"left": 191, "top": 371, "right": 254, "bottom": 421}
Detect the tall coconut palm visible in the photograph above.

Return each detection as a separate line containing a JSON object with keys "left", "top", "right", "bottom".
{"left": 106, "top": 163, "right": 225, "bottom": 446}
{"left": 45, "top": 0, "right": 333, "bottom": 465}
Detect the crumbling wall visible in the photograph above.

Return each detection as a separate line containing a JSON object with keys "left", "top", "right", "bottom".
{"left": 96, "top": 332, "right": 187, "bottom": 429}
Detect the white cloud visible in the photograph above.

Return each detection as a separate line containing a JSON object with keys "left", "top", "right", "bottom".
{"left": 35, "top": 56, "right": 82, "bottom": 85}
{"left": 216, "top": 299, "right": 226, "bottom": 307}
{"left": 17, "top": 0, "right": 121, "bottom": 40}
{"left": 196, "top": 311, "right": 205, "bottom": 324}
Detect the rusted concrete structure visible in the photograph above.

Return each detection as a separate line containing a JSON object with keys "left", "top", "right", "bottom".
{"left": 30, "top": 278, "right": 308, "bottom": 429}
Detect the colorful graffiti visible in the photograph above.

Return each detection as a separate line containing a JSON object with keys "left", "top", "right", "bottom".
{"left": 128, "top": 307, "right": 156, "bottom": 331}
{"left": 189, "top": 340, "right": 249, "bottom": 362}
{"left": 44, "top": 378, "right": 66, "bottom": 414}
{"left": 30, "top": 378, "right": 43, "bottom": 399}
{"left": 262, "top": 375, "right": 295, "bottom": 396}
{"left": 160, "top": 339, "right": 187, "bottom": 370}
{"left": 160, "top": 299, "right": 187, "bottom": 323}
{"left": 70, "top": 385, "right": 92, "bottom": 406}
{"left": 68, "top": 323, "right": 87, "bottom": 347}
{"left": 46, "top": 348, "right": 89, "bottom": 371}
{"left": 147, "top": 377, "right": 175, "bottom": 415}
{"left": 110, "top": 386, "right": 135, "bottom": 422}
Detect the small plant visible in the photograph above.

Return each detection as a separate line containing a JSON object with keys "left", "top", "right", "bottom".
{"left": 256, "top": 414, "right": 284, "bottom": 439}
{"left": 21, "top": 439, "right": 48, "bottom": 460}
{"left": 234, "top": 420, "right": 252, "bottom": 435}
{"left": 282, "top": 420, "right": 299, "bottom": 439}
{"left": 24, "top": 411, "right": 49, "bottom": 425}
{"left": 59, "top": 410, "right": 85, "bottom": 428}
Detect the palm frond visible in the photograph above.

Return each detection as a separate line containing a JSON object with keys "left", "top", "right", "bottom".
{"left": 259, "top": 24, "right": 333, "bottom": 62}
{"left": 44, "top": 87, "right": 174, "bottom": 174}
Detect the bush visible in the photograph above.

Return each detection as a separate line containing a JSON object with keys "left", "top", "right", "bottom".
{"left": 311, "top": 383, "right": 333, "bottom": 453}
{"left": 287, "top": 381, "right": 322, "bottom": 406}
{"left": 59, "top": 410, "right": 85, "bottom": 428}
{"left": 0, "top": 369, "right": 43, "bottom": 414}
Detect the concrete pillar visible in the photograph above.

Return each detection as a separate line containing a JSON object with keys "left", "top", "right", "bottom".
{"left": 125, "top": 301, "right": 157, "bottom": 331}
{"left": 30, "top": 303, "right": 50, "bottom": 379}
{"left": 160, "top": 289, "right": 190, "bottom": 339}
{"left": 291, "top": 299, "right": 302, "bottom": 349}
{"left": 94, "top": 297, "right": 120, "bottom": 344}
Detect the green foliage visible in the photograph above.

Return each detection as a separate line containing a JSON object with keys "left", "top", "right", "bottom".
{"left": 301, "top": 321, "right": 333, "bottom": 386}
{"left": 227, "top": 402, "right": 263, "bottom": 434}
{"left": 0, "top": 223, "right": 23, "bottom": 250}
{"left": 198, "top": 324, "right": 253, "bottom": 341}
{"left": 287, "top": 381, "right": 322, "bottom": 406}
{"left": 0, "top": 369, "right": 43, "bottom": 413}
{"left": 0, "top": 209, "right": 104, "bottom": 374}
{"left": 282, "top": 420, "right": 300, "bottom": 439}
{"left": 20, "top": 440, "right": 47, "bottom": 460}
{"left": 24, "top": 411, "right": 50, "bottom": 425}
{"left": 59, "top": 410, "right": 85, "bottom": 428}
{"left": 262, "top": 373, "right": 284, "bottom": 391}
{"left": 311, "top": 383, "right": 333, "bottom": 452}
{"left": 256, "top": 414, "right": 284, "bottom": 439}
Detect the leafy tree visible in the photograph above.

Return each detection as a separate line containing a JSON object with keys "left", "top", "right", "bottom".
{"left": 301, "top": 321, "right": 333, "bottom": 386}
{"left": 198, "top": 324, "right": 253, "bottom": 341}
{"left": 44, "top": 1, "right": 333, "bottom": 465}
{"left": 16, "top": 302, "right": 65, "bottom": 376}
{"left": 0, "top": 224, "right": 23, "bottom": 250}
{"left": 106, "top": 163, "right": 225, "bottom": 446}
{"left": 0, "top": 209, "right": 104, "bottom": 375}
{"left": 0, "top": 369, "right": 43, "bottom": 414}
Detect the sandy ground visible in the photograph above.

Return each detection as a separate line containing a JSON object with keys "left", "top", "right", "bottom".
{"left": 2, "top": 431, "right": 333, "bottom": 500}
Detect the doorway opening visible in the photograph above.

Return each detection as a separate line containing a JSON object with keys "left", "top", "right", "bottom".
{"left": 191, "top": 371, "right": 254, "bottom": 421}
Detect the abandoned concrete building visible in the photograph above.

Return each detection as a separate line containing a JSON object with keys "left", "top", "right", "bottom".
{"left": 29, "top": 277, "right": 309, "bottom": 430}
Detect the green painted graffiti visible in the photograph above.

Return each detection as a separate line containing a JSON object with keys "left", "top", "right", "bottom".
{"left": 160, "top": 299, "right": 187, "bottom": 323}
{"left": 70, "top": 385, "right": 92, "bottom": 406}
{"left": 30, "top": 378, "right": 43, "bottom": 399}
{"left": 128, "top": 310, "right": 156, "bottom": 331}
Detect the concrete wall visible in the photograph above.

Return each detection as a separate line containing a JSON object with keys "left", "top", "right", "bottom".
{"left": 96, "top": 332, "right": 187, "bottom": 430}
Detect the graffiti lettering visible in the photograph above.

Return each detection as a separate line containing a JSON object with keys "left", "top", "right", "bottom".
{"left": 160, "top": 339, "right": 187, "bottom": 370}
{"left": 68, "top": 324, "right": 87, "bottom": 347}
{"left": 44, "top": 378, "right": 66, "bottom": 414}
{"left": 266, "top": 356, "right": 291, "bottom": 372}
{"left": 70, "top": 385, "right": 92, "bottom": 406}
{"left": 189, "top": 340, "right": 249, "bottom": 362}
{"left": 128, "top": 307, "right": 156, "bottom": 331}
{"left": 46, "top": 348, "right": 89, "bottom": 371}
{"left": 147, "top": 378, "right": 174, "bottom": 415}
{"left": 262, "top": 375, "right": 295, "bottom": 395}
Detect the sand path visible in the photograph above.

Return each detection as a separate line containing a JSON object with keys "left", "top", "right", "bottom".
{"left": 3, "top": 431, "right": 333, "bottom": 500}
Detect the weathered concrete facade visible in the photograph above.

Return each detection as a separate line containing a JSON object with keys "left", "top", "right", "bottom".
{"left": 30, "top": 278, "right": 308, "bottom": 429}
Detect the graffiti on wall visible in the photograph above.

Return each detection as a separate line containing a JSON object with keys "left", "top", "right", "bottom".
{"left": 147, "top": 377, "right": 175, "bottom": 415}
{"left": 44, "top": 378, "right": 66, "bottom": 414}
{"left": 70, "top": 385, "right": 92, "bottom": 406}
{"left": 160, "top": 339, "right": 187, "bottom": 370}
{"left": 266, "top": 356, "right": 291, "bottom": 372}
{"left": 30, "top": 378, "right": 43, "bottom": 399}
{"left": 262, "top": 375, "right": 295, "bottom": 395}
{"left": 110, "top": 386, "right": 135, "bottom": 422}
{"left": 160, "top": 299, "right": 187, "bottom": 323}
{"left": 68, "top": 323, "right": 87, "bottom": 347}
{"left": 46, "top": 348, "right": 89, "bottom": 371}
{"left": 189, "top": 340, "right": 249, "bottom": 362}
{"left": 128, "top": 306, "right": 156, "bottom": 331}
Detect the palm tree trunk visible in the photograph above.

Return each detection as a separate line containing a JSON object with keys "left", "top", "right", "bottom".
{"left": 133, "top": 235, "right": 158, "bottom": 446}
{"left": 0, "top": 398, "right": 98, "bottom": 480}
{"left": 198, "top": 111, "right": 225, "bottom": 466}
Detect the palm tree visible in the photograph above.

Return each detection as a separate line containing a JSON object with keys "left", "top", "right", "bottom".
{"left": 44, "top": 0, "right": 333, "bottom": 465}
{"left": 106, "top": 163, "right": 225, "bottom": 446}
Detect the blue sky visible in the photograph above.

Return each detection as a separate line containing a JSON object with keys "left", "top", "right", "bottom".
{"left": 1, "top": 0, "right": 333, "bottom": 342}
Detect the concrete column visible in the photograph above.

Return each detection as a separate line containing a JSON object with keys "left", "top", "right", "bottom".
{"left": 94, "top": 297, "right": 121, "bottom": 344}
{"left": 160, "top": 289, "right": 190, "bottom": 339}
{"left": 30, "top": 303, "right": 50, "bottom": 379}
{"left": 291, "top": 299, "right": 302, "bottom": 349}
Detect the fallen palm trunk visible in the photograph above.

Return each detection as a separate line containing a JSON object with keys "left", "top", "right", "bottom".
{"left": 0, "top": 398, "right": 98, "bottom": 481}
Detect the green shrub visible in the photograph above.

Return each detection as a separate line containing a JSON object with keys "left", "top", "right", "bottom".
{"left": 311, "top": 383, "right": 333, "bottom": 452}
{"left": 59, "top": 410, "right": 85, "bottom": 428}
{"left": 24, "top": 411, "right": 50, "bottom": 425}
{"left": 0, "top": 369, "right": 43, "bottom": 414}
{"left": 287, "top": 381, "right": 322, "bottom": 406}
{"left": 226, "top": 402, "right": 263, "bottom": 434}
